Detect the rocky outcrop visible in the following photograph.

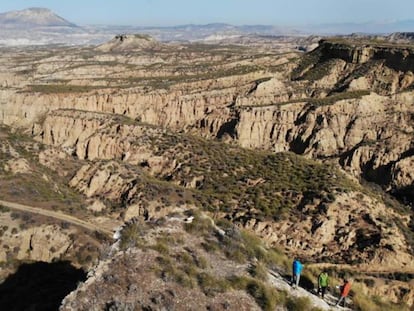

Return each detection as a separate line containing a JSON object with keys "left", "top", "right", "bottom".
{"left": 318, "top": 40, "right": 375, "bottom": 64}
{"left": 319, "top": 39, "right": 414, "bottom": 71}
{"left": 96, "top": 34, "right": 161, "bottom": 52}
{"left": 0, "top": 221, "right": 72, "bottom": 263}
{"left": 235, "top": 92, "right": 414, "bottom": 197}
{"left": 242, "top": 191, "right": 414, "bottom": 272}
{"left": 60, "top": 219, "right": 262, "bottom": 311}
{"left": 4, "top": 158, "right": 31, "bottom": 174}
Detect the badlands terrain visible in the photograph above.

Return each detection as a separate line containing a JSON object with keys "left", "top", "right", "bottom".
{"left": 0, "top": 33, "right": 414, "bottom": 310}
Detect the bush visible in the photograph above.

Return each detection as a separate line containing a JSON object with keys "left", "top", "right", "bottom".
{"left": 119, "top": 221, "right": 148, "bottom": 250}
{"left": 197, "top": 272, "right": 230, "bottom": 297}
{"left": 150, "top": 241, "right": 169, "bottom": 255}
{"left": 229, "top": 276, "right": 281, "bottom": 311}
{"left": 286, "top": 296, "right": 313, "bottom": 311}
{"left": 264, "top": 247, "right": 290, "bottom": 271}
{"left": 183, "top": 212, "right": 213, "bottom": 235}
{"left": 10, "top": 212, "right": 20, "bottom": 220}
{"left": 249, "top": 262, "right": 268, "bottom": 281}
{"left": 0, "top": 205, "right": 10, "bottom": 213}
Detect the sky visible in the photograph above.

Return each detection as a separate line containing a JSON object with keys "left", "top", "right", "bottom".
{"left": 0, "top": 0, "right": 411, "bottom": 26}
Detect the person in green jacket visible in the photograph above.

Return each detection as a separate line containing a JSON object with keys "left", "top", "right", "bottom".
{"left": 318, "top": 271, "right": 329, "bottom": 299}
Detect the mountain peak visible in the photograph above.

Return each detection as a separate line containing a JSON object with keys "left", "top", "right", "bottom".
{"left": 26, "top": 7, "right": 52, "bottom": 12}
{"left": 0, "top": 7, "right": 77, "bottom": 27}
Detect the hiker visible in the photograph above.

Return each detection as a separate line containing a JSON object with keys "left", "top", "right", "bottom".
{"left": 291, "top": 258, "right": 303, "bottom": 288}
{"left": 317, "top": 271, "right": 329, "bottom": 299}
{"left": 335, "top": 279, "right": 351, "bottom": 307}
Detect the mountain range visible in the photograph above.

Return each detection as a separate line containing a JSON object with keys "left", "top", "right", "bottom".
{"left": 0, "top": 7, "right": 413, "bottom": 46}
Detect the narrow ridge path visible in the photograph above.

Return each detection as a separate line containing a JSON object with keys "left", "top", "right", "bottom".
{"left": 269, "top": 270, "right": 354, "bottom": 310}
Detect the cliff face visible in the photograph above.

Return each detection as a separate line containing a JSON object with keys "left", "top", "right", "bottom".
{"left": 235, "top": 92, "right": 414, "bottom": 197}
{"left": 2, "top": 39, "right": 414, "bottom": 200}
{"left": 319, "top": 39, "right": 414, "bottom": 71}
{"left": 4, "top": 91, "right": 409, "bottom": 203}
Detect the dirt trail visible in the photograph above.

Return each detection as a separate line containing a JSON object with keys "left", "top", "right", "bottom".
{"left": 269, "top": 269, "right": 353, "bottom": 310}
{"left": 0, "top": 199, "right": 115, "bottom": 237}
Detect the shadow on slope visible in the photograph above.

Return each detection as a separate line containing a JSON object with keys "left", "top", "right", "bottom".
{"left": 0, "top": 261, "right": 86, "bottom": 311}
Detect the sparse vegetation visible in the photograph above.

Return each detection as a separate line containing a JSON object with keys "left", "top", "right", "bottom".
{"left": 0, "top": 205, "right": 10, "bottom": 213}
{"left": 291, "top": 47, "right": 322, "bottom": 80}
{"left": 119, "top": 221, "right": 149, "bottom": 250}
{"left": 300, "top": 58, "right": 339, "bottom": 81}
{"left": 309, "top": 90, "right": 370, "bottom": 107}
{"left": 229, "top": 276, "right": 282, "bottom": 311}
{"left": 286, "top": 296, "right": 316, "bottom": 311}
{"left": 27, "top": 84, "right": 105, "bottom": 94}
{"left": 352, "top": 285, "right": 410, "bottom": 311}
{"left": 145, "top": 131, "right": 358, "bottom": 220}
{"left": 248, "top": 262, "right": 268, "bottom": 281}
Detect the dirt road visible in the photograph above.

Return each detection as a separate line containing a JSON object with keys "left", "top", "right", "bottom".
{"left": 0, "top": 199, "right": 115, "bottom": 238}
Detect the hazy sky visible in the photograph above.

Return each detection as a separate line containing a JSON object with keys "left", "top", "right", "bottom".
{"left": 0, "top": 0, "right": 411, "bottom": 26}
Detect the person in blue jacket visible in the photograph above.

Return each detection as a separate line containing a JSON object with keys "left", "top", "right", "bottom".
{"left": 291, "top": 258, "right": 303, "bottom": 288}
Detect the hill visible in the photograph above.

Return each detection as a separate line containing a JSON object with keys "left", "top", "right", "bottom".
{"left": 0, "top": 7, "right": 77, "bottom": 28}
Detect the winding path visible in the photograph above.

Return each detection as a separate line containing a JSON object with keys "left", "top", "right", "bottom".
{"left": 0, "top": 199, "right": 115, "bottom": 237}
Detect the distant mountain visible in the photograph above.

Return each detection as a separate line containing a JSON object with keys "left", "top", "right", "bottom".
{"left": 1, "top": 7, "right": 413, "bottom": 46}
{"left": 0, "top": 8, "right": 302, "bottom": 46}
{"left": 387, "top": 32, "right": 414, "bottom": 43}
{"left": 87, "top": 23, "right": 301, "bottom": 43}
{"left": 302, "top": 20, "right": 414, "bottom": 35}
{"left": 0, "top": 7, "right": 77, "bottom": 28}
{"left": 0, "top": 8, "right": 91, "bottom": 46}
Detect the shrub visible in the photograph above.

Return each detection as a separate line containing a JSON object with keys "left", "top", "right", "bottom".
{"left": 286, "top": 296, "right": 313, "bottom": 311}
{"left": 229, "top": 276, "right": 281, "bottom": 311}
{"left": 201, "top": 237, "right": 220, "bottom": 252}
{"left": 183, "top": 212, "right": 213, "bottom": 235}
{"left": 150, "top": 241, "right": 169, "bottom": 255}
{"left": 0, "top": 205, "right": 10, "bottom": 213}
{"left": 248, "top": 262, "right": 268, "bottom": 281}
{"left": 195, "top": 255, "right": 208, "bottom": 269}
{"left": 264, "top": 247, "right": 290, "bottom": 271}
{"left": 197, "top": 272, "right": 230, "bottom": 297}
{"left": 119, "top": 221, "right": 148, "bottom": 250}
{"left": 10, "top": 212, "right": 20, "bottom": 220}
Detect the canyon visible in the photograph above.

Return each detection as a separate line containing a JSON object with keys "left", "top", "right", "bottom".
{"left": 0, "top": 34, "right": 413, "bottom": 310}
